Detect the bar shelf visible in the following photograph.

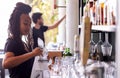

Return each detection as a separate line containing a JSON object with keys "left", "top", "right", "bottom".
{"left": 78, "top": 25, "right": 116, "bottom": 32}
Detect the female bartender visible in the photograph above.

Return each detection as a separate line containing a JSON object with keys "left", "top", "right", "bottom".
{"left": 2, "top": 2, "right": 42, "bottom": 78}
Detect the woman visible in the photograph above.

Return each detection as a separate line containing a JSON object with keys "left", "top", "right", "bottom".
{"left": 2, "top": 2, "right": 42, "bottom": 78}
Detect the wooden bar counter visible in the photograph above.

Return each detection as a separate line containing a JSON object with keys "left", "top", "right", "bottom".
{"left": 48, "top": 50, "right": 63, "bottom": 60}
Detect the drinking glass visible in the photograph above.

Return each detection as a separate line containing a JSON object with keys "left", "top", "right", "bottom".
{"left": 38, "top": 38, "right": 48, "bottom": 61}
{"left": 96, "top": 33, "right": 103, "bottom": 61}
{"left": 89, "top": 33, "right": 96, "bottom": 58}
{"left": 101, "top": 33, "right": 112, "bottom": 62}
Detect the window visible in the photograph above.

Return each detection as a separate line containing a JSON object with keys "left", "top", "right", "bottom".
{"left": 0, "top": 0, "right": 25, "bottom": 49}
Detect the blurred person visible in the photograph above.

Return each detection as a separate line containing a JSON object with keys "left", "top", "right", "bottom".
{"left": 2, "top": 2, "right": 42, "bottom": 78}
{"left": 32, "top": 12, "right": 66, "bottom": 48}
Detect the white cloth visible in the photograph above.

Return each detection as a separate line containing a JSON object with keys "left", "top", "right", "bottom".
{"left": 31, "top": 56, "right": 49, "bottom": 78}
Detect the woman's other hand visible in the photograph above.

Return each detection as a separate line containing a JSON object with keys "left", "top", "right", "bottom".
{"left": 32, "top": 47, "right": 43, "bottom": 56}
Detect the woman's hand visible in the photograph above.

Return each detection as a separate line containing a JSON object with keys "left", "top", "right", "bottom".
{"left": 32, "top": 47, "right": 43, "bottom": 56}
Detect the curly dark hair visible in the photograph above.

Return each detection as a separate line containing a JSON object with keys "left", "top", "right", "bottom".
{"left": 8, "top": 2, "right": 33, "bottom": 50}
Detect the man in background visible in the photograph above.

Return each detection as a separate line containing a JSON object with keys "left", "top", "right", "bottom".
{"left": 32, "top": 12, "right": 66, "bottom": 48}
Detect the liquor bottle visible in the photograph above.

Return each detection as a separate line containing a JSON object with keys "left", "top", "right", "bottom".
{"left": 100, "top": 0, "right": 105, "bottom": 25}
{"left": 89, "top": 0, "right": 96, "bottom": 25}
{"left": 104, "top": 0, "right": 108, "bottom": 25}
{"left": 104, "top": 0, "right": 112, "bottom": 26}
{"left": 89, "top": 0, "right": 95, "bottom": 25}
{"left": 111, "top": 7, "right": 116, "bottom": 25}
{"left": 92, "top": 1, "right": 96, "bottom": 25}
{"left": 95, "top": 0, "right": 101, "bottom": 25}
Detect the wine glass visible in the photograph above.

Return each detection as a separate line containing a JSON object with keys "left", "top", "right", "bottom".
{"left": 95, "top": 33, "right": 103, "bottom": 61}
{"left": 38, "top": 38, "right": 48, "bottom": 61}
{"left": 38, "top": 38, "right": 44, "bottom": 49}
{"left": 101, "top": 33, "right": 114, "bottom": 78}
{"left": 89, "top": 33, "right": 96, "bottom": 58}
{"left": 101, "top": 33, "right": 112, "bottom": 62}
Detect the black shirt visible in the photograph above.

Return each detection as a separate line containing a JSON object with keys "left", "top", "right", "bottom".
{"left": 32, "top": 25, "right": 48, "bottom": 49}
{"left": 4, "top": 38, "right": 34, "bottom": 78}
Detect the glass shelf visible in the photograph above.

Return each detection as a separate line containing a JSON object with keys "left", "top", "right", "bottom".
{"left": 78, "top": 25, "right": 116, "bottom": 32}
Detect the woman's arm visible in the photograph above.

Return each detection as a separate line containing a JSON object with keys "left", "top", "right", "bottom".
{"left": 48, "top": 15, "right": 66, "bottom": 30}
{"left": 2, "top": 47, "right": 42, "bottom": 69}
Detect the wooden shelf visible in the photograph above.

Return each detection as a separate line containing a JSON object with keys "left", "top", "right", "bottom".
{"left": 78, "top": 25, "right": 116, "bottom": 32}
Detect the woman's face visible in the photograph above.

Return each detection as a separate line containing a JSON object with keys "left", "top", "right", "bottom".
{"left": 20, "top": 14, "right": 31, "bottom": 35}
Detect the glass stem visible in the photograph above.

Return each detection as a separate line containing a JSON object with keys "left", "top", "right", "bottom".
{"left": 91, "top": 33, "right": 94, "bottom": 41}
{"left": 99, "top": 33, "right": 102, "bottom": 40}
{"left": 105, "top": 33, "right": 109, "bottom": 43}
